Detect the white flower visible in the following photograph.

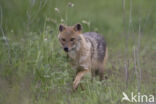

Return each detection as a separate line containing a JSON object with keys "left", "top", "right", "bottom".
{"left": 68, "top": 2, "right": 74, "bottom": 7}
{"left": 54, "top": 8, "right": 59, "bottom": 12}
{"left": 82, "top": 20, "right": 90, "bottom": 26}
{"left": 11, "top": 29, "right": 14, "bottom": 32}
{"left": 61, "top": 18, "right": 64, "bottom": 23}
{"left": 2, "top": 36, "right": 7, "bottom": 40}
{"left": 44, "top": 38, "right": 47, "bottom": 41}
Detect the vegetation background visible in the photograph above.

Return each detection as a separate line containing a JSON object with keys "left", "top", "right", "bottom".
{"left": 0, "top": 0, "right": 155, "bottom": 104}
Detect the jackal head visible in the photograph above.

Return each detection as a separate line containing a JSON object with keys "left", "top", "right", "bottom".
{"left": 58, "top": 24, "right": 82, "bottom": 52}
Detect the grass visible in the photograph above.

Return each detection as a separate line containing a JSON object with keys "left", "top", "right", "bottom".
{"left": 0, "top": 0, "right": 156, "bottom": 104}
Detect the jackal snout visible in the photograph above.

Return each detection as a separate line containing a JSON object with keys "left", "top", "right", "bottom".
{"left": 63, "top": 46, "right": 69, "bottom": 52}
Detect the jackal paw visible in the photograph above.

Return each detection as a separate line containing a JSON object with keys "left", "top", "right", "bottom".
{"left": 73, "top": 77, "right": 80, "bottom": 90}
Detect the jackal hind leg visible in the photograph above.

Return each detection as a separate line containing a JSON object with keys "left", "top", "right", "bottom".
{"left": 99, "top": 50, "right": 108, "bottom": 81}
{"left": 98, "top": 65, "right": 105, "bottom": 81}
{"left": 99, "top": 69, "right": 104, "bottom": 81}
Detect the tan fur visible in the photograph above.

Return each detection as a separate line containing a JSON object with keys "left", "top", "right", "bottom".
{"left": 58, "top": 24, "right": 107, "bottom": 90}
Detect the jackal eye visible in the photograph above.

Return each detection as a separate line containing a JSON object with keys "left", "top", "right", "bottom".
{"left": 62, "top": 38, "right": 66, "bottom": 41}
{"left": 70, "top": 38, "right": 75, "bottom": 41}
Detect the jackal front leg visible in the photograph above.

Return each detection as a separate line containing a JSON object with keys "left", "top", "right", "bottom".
{"left": 73, "top": 69, "right": 88, "bottom": 90}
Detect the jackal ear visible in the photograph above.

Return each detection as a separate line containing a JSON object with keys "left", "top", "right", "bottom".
{"left": 59, "top": 24, "right": 65, "bottom": 32}
{"left": 74, "top": 24, "right": 82, "bottom": 31}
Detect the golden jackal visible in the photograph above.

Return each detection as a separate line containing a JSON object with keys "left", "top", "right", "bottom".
{"left": 58, "top": 24, "right": 108, "bottom": 90}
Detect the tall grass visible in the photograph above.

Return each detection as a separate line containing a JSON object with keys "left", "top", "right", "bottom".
{"left": 0, "top": 0, "right": 156, "bottom": 104}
